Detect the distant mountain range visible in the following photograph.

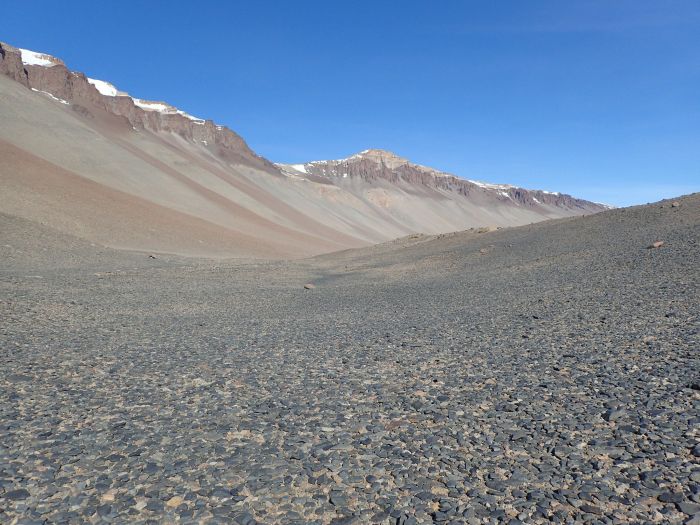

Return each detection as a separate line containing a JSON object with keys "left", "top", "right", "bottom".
{"left": 0, "top": 41, "right": 610, "bottom": 258}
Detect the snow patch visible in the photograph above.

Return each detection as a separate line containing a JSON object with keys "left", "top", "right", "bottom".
{"left": 289, "top": 164, "right": 307, "bottom": 173}
{"left": 19, "top": 48, "right": 57, "bottom": 67}
{"left": 177, "top": 110, "right": 204, "bottom": 123}
{"left": 133, "top": 99, "right": 170, "bottom": 112}
{"left": 132, "top": 98, "right": 205, "bottom": 122}
{"left": 532, "top": 197, "right": 541, "bottom": 204}
{"left": 88, "top": 78, "right": 119, "bottom": 97}
{"left": 31, "top": 88, "right": 69, "bottom": 105}
{"left": 468, "top": 179, "right": 513, "bottom": 190}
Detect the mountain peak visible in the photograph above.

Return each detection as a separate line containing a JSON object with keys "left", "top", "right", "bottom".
{"left": 354, "top": 148, "right": 401, "bottom": 159}
{"left": 348, "top": 148, "right": 411, "bottom": 168}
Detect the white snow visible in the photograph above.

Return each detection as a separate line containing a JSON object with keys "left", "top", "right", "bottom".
{"left": 31, "top": 88, "right": 69, "bottom": 105}
{"left": 542, "top": 190, "right": 561, "bottom": 195}
{"left": 133, "top": 99, "right": 170, "bottom": 112}
{"left": 88, "top": 78, "right": 119, "bottom": 97}
{"left": 19, "top": 49, "right": 57, "bottom": 67}
{"left": 347, "top": 149, "right": 371, "bottom": 160}
{"left": 132, "top": 98, "right": 205, "bottom": 122}
{"left": 498, "top": 191, "right": 513, "bottom": 200}
{"left": 468, "top": 179, "right": 513, "bottom": 190}
{"left": 275, "top": 165, "right": 308, "bottom": 180}
{"left": 177, "top": 110, "right": 205, "bottom": 123}
{"left": 532, "top": 197, "right": 541, "bottom": 204}
{"left": 289, "top": 164, "right": 307, "bottom": 174}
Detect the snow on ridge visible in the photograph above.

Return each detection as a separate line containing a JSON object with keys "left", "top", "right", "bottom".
{"left": 177, "top": 110, "right": 205, "bottom": 123}
{"left": 468, "top": 179, "right": 514, "bottom": 190}
{"left": 19, "top": 48, "right": 211, "bottom": 128}
{"left": 289, "top": 164, "right": 307, "bottom": 173}
{"left": 88, "top": 78, "right": 119, "bottom": 97}
{"left": 19, "top": 48, "right": 58, "bottom": 67}
{"left": 274, "top": 164, "right": 309, "bottom": 181}
{"left": 133, "top": 99, "right": 171, "bottom": 112}
{"left": 132, "top": 98, "right": 205, "bottom": 123}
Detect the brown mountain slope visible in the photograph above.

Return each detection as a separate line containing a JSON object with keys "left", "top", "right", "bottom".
{"left": 0, "top": 42, "right": 609, "bottom": 258}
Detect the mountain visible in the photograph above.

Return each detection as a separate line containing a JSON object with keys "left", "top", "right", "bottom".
{"left": 0, "top": 42, "right": 609, "bottom": 258}
{"left": 277, "top": 149, "right": 606, "bottom": 233}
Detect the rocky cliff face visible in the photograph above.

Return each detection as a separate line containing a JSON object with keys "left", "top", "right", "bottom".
{"left": 0, "top": 41, "right": 274, "bottom": 171}
{"left": 279, "top": 149, "right": 609, "bottom": 212}
{"left": 0, "top": 42, "right": 29, "bottom": 86}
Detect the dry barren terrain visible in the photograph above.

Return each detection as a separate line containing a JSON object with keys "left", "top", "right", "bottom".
{"left": 1, "top": 195, "right": 699, "bottom": 524}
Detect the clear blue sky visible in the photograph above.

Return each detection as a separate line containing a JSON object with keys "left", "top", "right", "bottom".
{"left": 3, "top": 1, "right": 699, "bottom": 206}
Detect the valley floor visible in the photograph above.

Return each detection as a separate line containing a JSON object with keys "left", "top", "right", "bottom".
{"left": 1, "top": 195, "right": 699, "bottom": 524}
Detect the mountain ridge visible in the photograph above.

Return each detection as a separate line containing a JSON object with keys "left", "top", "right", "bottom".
{"left": 0, "top": 41, "right": 609, "bottom": 258}
{"left": 277, "top": 149, "right": 608, "bottom": 212}
{"left": 0, "top": 41, "right": 273, "bottom": 171}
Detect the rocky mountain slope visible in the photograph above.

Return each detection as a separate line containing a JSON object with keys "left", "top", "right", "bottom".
{"left": 279, "top": 148, "right": 601, "bottom": 213}
{"left": 0, "top": 41, "right": 609, "bottom": 258}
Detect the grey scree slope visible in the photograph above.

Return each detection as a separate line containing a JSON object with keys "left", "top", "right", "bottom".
{"left": 1, "top": 194, "right": 699, "bottom": 525}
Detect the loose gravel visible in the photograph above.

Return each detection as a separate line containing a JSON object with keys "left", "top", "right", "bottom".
{"left": 1, "top": 196, "right": 699, "bottom": 524}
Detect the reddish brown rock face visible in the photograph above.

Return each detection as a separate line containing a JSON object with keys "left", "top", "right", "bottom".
{"left": 0, "top": 43, "right": 29, "bottom": 86}
{"left": 0, "top": 41, "right": 273, "bottom": 172}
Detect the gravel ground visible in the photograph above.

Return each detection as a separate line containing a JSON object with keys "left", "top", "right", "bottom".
{"left": 1, "top": 195, "right": 699, "bottom": 524}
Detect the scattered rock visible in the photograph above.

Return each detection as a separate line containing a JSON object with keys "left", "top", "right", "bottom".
{"left": 579, "top": 504, "right": 603, "bottom": 515}
{"left": 658, "top": 492, "right": 684, "bottom": 504}
{"left": 603, "top": 408, "right": 627, "bottom": 422}
{"left": 1, "top": 192, "right": 698, "bottom": 525}
{"left": 677, "top": 501, "right": 700, "bottom": 515}
{"left": 303, "top": 283, "right": 316, "bottom": 289}
{"left": 166, "top": 496, "right": 184, "bottom": 508}
{"left": 648, "top": 240, "right": 664, "bottom": 249}
{"left": 4, "top": 489, "right": 30, "bottom": 500}
{"left": 100, "top": 491, "right": 117, "bottom": 503}
{"left": 329, "top": 491, "right": 348, "bottom": 506}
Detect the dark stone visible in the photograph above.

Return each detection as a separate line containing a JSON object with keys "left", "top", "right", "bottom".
{"left": 579, "top": 504, "right": 603, "bottom": 515}
{"left": 659, "top": 492, "right": 684, "bottom": 504}
{"left": 3, "top": 489, "right": 30, "bottom": 500}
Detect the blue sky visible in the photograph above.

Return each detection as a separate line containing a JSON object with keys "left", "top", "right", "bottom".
{"left": 3, "top": 1, "right": 699, "bottom": 206}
